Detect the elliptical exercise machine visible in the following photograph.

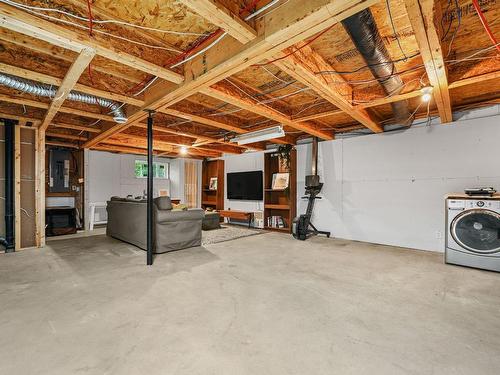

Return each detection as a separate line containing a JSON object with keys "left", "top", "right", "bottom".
{"left": 292, "top": 138, "right": 331, "bottom": 241}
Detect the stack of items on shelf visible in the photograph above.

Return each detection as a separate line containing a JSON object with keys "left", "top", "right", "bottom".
{"left": 267, "top": 215, "right": 285, "bottom": 229}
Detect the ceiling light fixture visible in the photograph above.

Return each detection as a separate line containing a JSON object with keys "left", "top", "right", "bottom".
{"left": 179, "top": 146, "right": 188, "bottom": 155}
{"left": 421, "top": 86, "right": 433, "bottom": 102}
{"left": 231, "top": 125, "right": 285, "bottom": 145}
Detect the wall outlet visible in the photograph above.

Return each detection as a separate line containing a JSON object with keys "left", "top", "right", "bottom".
{"left": 435, "top": 230, "right": 442, "bottom": 239}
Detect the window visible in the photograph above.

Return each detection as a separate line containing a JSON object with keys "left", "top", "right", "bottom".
{"left": 135, "top": 160, "right": 169, "bottom": 179}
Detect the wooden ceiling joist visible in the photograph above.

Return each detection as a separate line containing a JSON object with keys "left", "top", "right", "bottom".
{"left": 0, "top": 92, "right": 115, "bottom": 122}
{"left": 273, "top": 43, "right": 383, "bottom": 133}
{"left": 404, "top": 0, "right": 452, "bottom": 123}
{"left": 46, "top": 140, "right": 78, "bottom": 148}
{"left": 106, "top": 134, "right": 222, "bottom": 158}
{"left": 46, "top": 131, "right": 88, "bottom": 141}
{"left": 0, "top": 111, "right": 40, "bottom": 125}
{"left": 0, "top": 3, "right": 183, "bottom": 84}
{"left": 50, "top": 122, "right": 101, "bottom": 133}
{"left": 40, "top": 48, "right": 96, "bottom": 131}
{"left": 0, "top": 30, "right": 144, "bottom": 85}
{"left": 0, "top": 62, "right": 143, "bottom": 107}
{"left": 203, "top": 85, "right": 334, "bottom": 140}
{"left": 84, "top": 0, "right": 376, "bottom": 146}
{"left": 179, "top": 0, "right": 257, "bottom": 43}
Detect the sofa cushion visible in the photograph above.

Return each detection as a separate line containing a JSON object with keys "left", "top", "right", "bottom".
{"left": 155, "top": 196, "right": 172, "bottom": 210}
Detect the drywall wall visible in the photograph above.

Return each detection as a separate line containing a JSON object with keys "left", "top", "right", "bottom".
{"left": 296, "top": 111, "right": 500, "bottom": 252}
{"left": 222, "top": 152, "right": 265, "bottom": 213}
{"left": 84, "top": 150, "right": 187, "bottom": 229}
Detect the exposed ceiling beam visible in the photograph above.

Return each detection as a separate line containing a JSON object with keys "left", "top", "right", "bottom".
{"left": 106, "top": 134, "right": 222, "bottom": 158}
{"left": 292, "top": 109, "right": 343, "bottom": 122}
{"left": 0, "top": 62, "right": 144, "bottom": 107}
{"left": 50, "top": 122, "right": 101, "bottom": 133}
{"left": 0, "top": 29, "right": 145, "bottom": 84}
{"left": 404, "top": 0, "right": 452, "bottom": 123}
{"left": 0, "top": 92, "right": 115, "bottom": 122}
{"left": 146, "top": 0, "right": 377, "bottom": 110}
{"left": 273, "top": 42, "right": 383, "bottom": 133}
{"left": 132, "top": 122, "right": 264, "bottom": 151}
{"left": 46, "top": 131, "right": 88, "bottom": 141}
{"left": 203, "top": 84, "right": 334, "bottom": 140}
{"left": 40, "top": 48, "right": 96, "bottom": 131}
{"left": 0, "top": 3, "right": 183, "bottom": 84}
{"left": 179, "top": 0, "right": 256, "bottom": 43}
{"left": 82, "top": 0, "right": 377, "bottom": 146}
{"left": 448, "top": 70, "right": 500, "bottom": 90}
{"left": 46, "top": 140, "right": 78, "bottom": 148}
{"left": 0, "top": 111, "right": 40, "bottom": 125}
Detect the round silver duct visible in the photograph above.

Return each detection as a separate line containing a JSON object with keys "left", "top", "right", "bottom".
{"left": 0, "top": 73, "right": 127, "bottom": 123}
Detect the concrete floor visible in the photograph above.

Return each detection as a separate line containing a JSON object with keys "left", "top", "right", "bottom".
{"left": 1, "top": 233, "right": 500, "bottom": 375}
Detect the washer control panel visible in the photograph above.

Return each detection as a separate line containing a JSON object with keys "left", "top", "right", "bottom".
{"left": 447, "top": 199, "right": 500, "bottom": 210}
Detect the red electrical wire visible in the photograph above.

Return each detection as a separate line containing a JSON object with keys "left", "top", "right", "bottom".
{"left": 239, "top": 0, "right": 260, "bottom": 16}
{"left": 472, "top": 0, "right": 500, "bottom": 53}
{"left": 86, "top": 0, "right": 94, "bottom": 36}
{"left": 253, "top": 23, "right": 336, "bottom": 67}
{"left": 86, "top": 0, "right": 94, "bottom": 84}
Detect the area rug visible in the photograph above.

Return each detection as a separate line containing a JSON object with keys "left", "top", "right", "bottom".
{"left": 201, "top": 225, "right": 263, "bottom": 246}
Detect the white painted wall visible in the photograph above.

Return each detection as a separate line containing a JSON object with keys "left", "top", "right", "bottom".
{"left": 296, "top": 112, "right": 500, "bottom": 252}
{"left": 84, "top": 150, "right": 193, "bottom": 229}
{"left": 222, "top": 152, "right": 265, "bottom": 213}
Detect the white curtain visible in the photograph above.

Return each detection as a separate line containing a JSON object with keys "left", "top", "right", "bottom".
{"left": 184, "top": 160, "right": 198, "bottom": 208}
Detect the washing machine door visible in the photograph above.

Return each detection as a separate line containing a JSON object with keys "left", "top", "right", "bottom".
{"left": 451, "top": 209, "right": 500, "bottom": 254}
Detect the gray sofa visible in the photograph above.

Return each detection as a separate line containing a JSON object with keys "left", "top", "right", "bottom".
{"left": 106, "top": 196, "right": 204, "bottom": 253}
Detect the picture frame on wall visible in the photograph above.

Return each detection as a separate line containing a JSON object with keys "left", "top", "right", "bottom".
{"left": 209, "top": 177, "right": 218, "bottom": 191}
{"left": 271, "top": 172, "right": 289, "bottom": 190}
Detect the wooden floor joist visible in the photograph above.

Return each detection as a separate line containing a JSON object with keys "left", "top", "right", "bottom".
{"left": 82, "top": 0, "right": 377, "bottom": 146}
{"left": 273, "top": 43, "right": 383, "bottom": 133}
{"left": 404, "top": 0, "right": 453, "bottom": 124}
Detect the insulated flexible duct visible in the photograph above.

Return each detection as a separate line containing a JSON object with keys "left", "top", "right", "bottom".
{"left": 342, "top": 9, "right": 411, "bottom": 125}
{"left": 0, "top": 73, "right": 127, "bottom": 123}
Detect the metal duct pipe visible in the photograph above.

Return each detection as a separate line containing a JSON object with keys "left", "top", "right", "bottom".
{"left": 0, "top": 73, "right": 127, "bottom": 123}
{"left": 2, "top": 119, "right": 15, "bottom": 252}
{"left": 342, "top": 9, "right": 411, "bottom": 125}
{"left": 311, "top": 137, "right": 318, "bottom": 176}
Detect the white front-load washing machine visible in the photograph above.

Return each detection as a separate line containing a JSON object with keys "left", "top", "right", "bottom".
{"left": 446, "top": 196, "right": 500, "bottom": 272}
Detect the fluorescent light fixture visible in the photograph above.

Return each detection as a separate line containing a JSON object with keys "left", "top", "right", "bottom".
{"left": 231, "top": 125, "right": 285, "bottom": 145}
{"left": 421, "top": 86, "right": 433, "bottom": 102}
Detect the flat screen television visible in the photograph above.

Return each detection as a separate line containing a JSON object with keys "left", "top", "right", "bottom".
{"left": 227, "top": 171, "right": 263, "bottom": 200}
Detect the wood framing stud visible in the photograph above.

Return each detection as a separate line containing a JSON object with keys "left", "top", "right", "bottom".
{"left": 14, "top": 124, "right": 21, "bottom": 250}
{"left": 404, "top": 0, "right": 452, "bottom": 123}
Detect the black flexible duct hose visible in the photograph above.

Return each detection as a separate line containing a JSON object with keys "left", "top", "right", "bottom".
{"left": 342, "top": 9, "right": 412, "bottom": 124}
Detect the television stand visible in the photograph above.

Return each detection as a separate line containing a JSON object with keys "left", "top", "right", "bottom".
{"left": 219, "top": 210, "right": 253, "bottom": 228}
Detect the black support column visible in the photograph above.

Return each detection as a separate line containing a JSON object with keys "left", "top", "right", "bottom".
{"left": 146, "top": 110, "right": 155, "bottom": 265}
{"left": 3, "top": 119, "right": 15, "bottom": 252}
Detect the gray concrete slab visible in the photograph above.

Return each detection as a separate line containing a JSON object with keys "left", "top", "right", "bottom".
{"left": 1, "top": 233, "right": 499, "bottom": 375}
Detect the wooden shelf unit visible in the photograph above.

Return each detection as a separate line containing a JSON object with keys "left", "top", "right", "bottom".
{"left": 202, "top": 159, "right": 224, "bottom": 211}
{"left": 263, "top": 150, "right": 296, "bottom": 233}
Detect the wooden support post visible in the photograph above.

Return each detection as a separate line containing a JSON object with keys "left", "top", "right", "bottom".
{"left": 14, "top": 124, "right": 21, "bottom": 250}
{"left": 35, "top": 128, "right": 45, "bottom": 247}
